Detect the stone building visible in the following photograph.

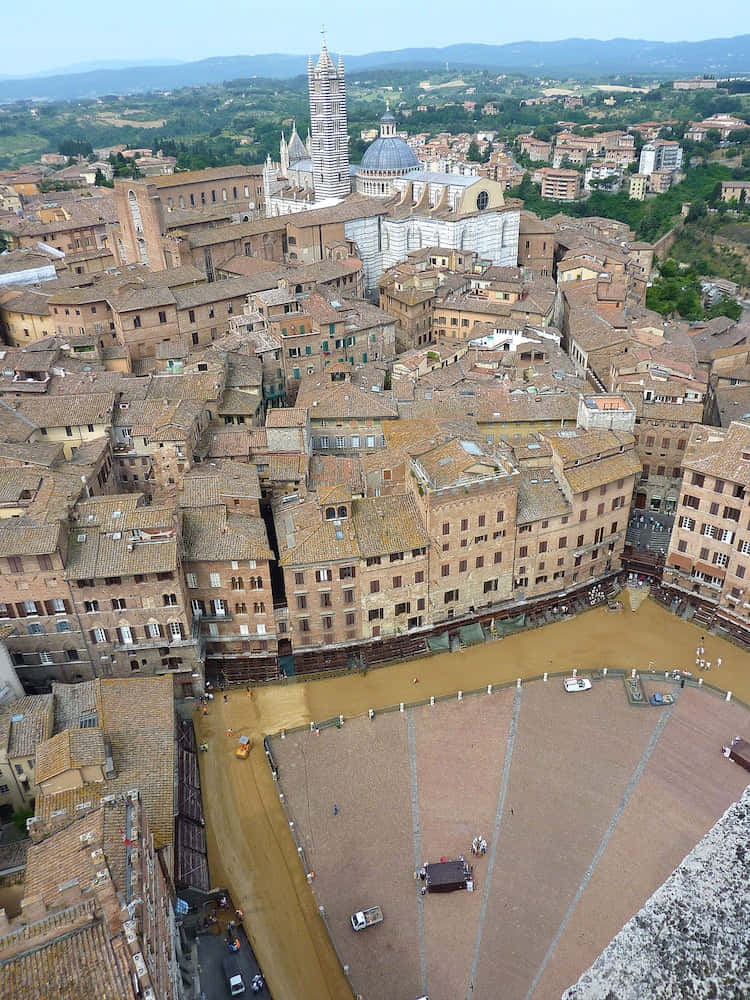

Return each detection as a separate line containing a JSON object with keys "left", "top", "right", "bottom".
{"left": 0, "top": 693, "right": 53, "bottom": 815}
{"left": 355, "top": 107, "right": 419, "bottom": 198}
{"left": 179, "top": 463, "right": 277, "bottom": 680}
{"left": 663, "top": 420, "right": 750, "bottom": 641}
{"left": 0, "top": 676, "right": 183, "bottom": 999}
{"left": 511, "top": 428, "right": 640, "bottom": 601}
{"left": 409, "top": 437, "right": 519, "bottom": 620}
{"left": 308, "top": 41, "right": 351, "bottom": 201}
{"left": 64, "top": 496, "right": 202, "bottom": 695}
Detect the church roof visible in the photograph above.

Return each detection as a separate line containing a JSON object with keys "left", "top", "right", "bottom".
{"left": 315, "top": 42, "right": 335, "bottom": 73}
{"left": 288, "top": 127, "right": 308, "bottom": 163}
{"left": 360, "top": 136, "right": 419, "bottom": 173}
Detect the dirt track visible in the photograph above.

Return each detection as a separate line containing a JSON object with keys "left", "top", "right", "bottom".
{"left": 195, "top": 599, "right": 750, "bottom": 1000}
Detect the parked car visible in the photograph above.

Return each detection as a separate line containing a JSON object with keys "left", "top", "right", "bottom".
{"left": 564, "top": 677, "right": 592, "bottom": 693}
{"left": 649, "top": 692, "right": 674, "bottom": 706}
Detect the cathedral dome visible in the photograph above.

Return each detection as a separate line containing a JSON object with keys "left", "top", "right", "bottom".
{"left": 359, "top": 136, "right": 419, "bottom": 173}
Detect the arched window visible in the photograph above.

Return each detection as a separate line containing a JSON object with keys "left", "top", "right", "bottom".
{"left": 231, "top": 576, "right": 244, "bottom": 591}
{"left": 325, "top": 507, "right": 336, "bottom": 520}
{"left": 337, "top": 505, "right": 347, "bottom": 519}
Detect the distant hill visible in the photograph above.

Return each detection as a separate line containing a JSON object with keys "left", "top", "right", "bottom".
{"left": 2, "top": 36, "right": 750, "bottom": 102}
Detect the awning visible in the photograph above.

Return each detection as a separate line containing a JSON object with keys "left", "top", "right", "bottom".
{"left": 667, "top": 553, "right": 692, "bottom": 571}
{"left": 459, "top": 622, "right": 485, "bottom": 645}
{"left": 497, "top": 613, "right": 526, "bottom": 635}
{"left": 427, "top": 632, "right": 450, "bottom": 652}
{"left": 694, "top": 560, "right": 726, "bottom": 580}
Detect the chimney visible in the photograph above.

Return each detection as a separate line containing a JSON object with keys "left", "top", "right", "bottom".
{"left": 20, "top": 894, "right": 47, "bottom": 923}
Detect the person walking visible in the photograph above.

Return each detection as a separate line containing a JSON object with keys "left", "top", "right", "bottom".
{"left": 333, "top": 803, "right": 339, "bottom": 816}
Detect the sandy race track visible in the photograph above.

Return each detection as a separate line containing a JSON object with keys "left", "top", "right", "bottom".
{"left": 195, "top": 598, "right": 750, "bottom": 1000}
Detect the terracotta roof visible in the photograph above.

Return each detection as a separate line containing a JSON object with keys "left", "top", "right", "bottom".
{"left": 265, "top": 407, "right": 309, "bottom": 428}
{"left": 35, "top": 727, "right": 107, "bottom": 784}
{"left": 0, "top": 902, "right": 135, "bottom": 999}
{"left": 0, "top": 694, "right": 53, "bottom": 758}
{"left": 308, "top": 455, "right": 364, "bottom": 494}
{"left": 0, "top": 520, "right": 62, "bottom": 558}
{"left": 352, "top": 493, "right": 428, "bottom": 556}
{"left": 51, "top": 680, "right": 101, "bottom": 732}
{"left": 682, "top": 420, "right": 750, "bottom": 487}
{"left": 516, "top": 475, "right": 571, "bottom": 524}
{"left": 64, "top": 528, "right": 178, "bottom": 580}
{"left": 14, "top": 393, "right": 114, "bottom": 430}
{"left": 295, "top": 380, "right": 398, "bottom": 420}
{"left": 182, "top": 507, "right": 272, "bottom": 562}
{"left": 277, "top": 499, "right": 361, "bottom": 567}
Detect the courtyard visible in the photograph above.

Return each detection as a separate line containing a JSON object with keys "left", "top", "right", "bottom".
{"left": 195, "top": 597, "right": 750, "bottom": 1000}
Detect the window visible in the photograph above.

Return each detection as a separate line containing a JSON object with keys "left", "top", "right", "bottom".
{"left": 392, "top": 575, "right": 402, "bottom": 588}
{"left": 93, "top": 628, "right": 107, "bottom": 643}
{"left": 40, "top": 653, "right": 55, "bottom": 667}
{"left": 459, "top": 559, "right": 467, "bottom": 573}
{"left": 443, "top": 589, "right": 459, "bottom": 604}
{"left": 343, "top": 590, "right": 354, "bottom": 605}
{"left": 56, "top": 621, "right": 72, "bottom": 633}
{"left": 294, "top": 572, "right": 305, "bottom": 586}
{"left": 723, "top": 506, "right": 741, "bottom": 522}
{"left": 339, "top": 566, "right": 355, "bottom": 580}
{"left": 683, "top": 495, "right": 700, "bottom": 510}
{"left": 186, "top": 573, "right": 198, "bottom": 588}
{"left": 320, "top": 592, "right": 332, "bottom": 608}
{"left": 579, "top": 509, "right": 587, "bottom": 522}
{"left": 518, "top": 546, "right": 528, "bottom": 559}
{"left": 146, "top": 623, "right": 161, "bottom": 638}
{"left": 209, "top": 573, "right": 221, "bottom": 588}
{"left": 368, "top": 608, "right": 384, "bottom": 621}
{"left": 679, "top": 514, "right": 696, "bottom": 531}
{"left": 8, "top": 556, "right": 22, "bottom": 573}
{"left": 496, "top": 510, "right": 504, "bottom": 523}
{"left": 415, "top": 570, "right": 424, "bottom": 583}
{"left": 494, "top": 552, "right": 502, "bottom": 564}
{"left": 296, "top": 595, "right": 307, "bottom": 610}
{"left": 476, "top": 556, "right": 484, "bottom": 568}
{"left": 37, "top": 554, "right": 53, "bottom": 571}
{"left": 738, "top": 540, "right": 750, "bottom": 556}
{"left": 112, "top": 598, "right": 127, "bottom": 610}
{"left": 169, "top": 622, "right": 182, "bottom": 641}
{"left": 478, "top": 515, "right": 486, "bottom": 528}
{"left": 538, "top": 541, "right": 548, "bottom": 554}
{"left": 713, "top": 552, "right": 729, "bottom": 568}
{"left": 442, "top": 523, "right": 450, "bottom": 536}
{"left": 461, "top": 518, "right": 468, "bottom": 532}
{"left": 441, "top": 563, "right": 450, "bottom": 577}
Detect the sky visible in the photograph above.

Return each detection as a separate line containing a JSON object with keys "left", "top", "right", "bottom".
{"left": 3, "top": 0, "right": 749, "bottom": 77}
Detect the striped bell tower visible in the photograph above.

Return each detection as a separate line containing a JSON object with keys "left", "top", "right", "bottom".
{"left": 308, "top": 37, "right": 350, "bottom": 200}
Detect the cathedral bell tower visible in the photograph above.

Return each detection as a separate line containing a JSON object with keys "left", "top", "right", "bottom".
{"left": 308, "top": 38, "right": 350, "bottom": 200}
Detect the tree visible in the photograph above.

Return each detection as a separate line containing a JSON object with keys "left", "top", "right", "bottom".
{"left": 12, "top": 807, "right": 32, "bottom": 833}
{"left": 707, "top": 296, "right": 742, "bottom": 321}
{"left": 466, "top": 140, "right": 482, "bottom": 162}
